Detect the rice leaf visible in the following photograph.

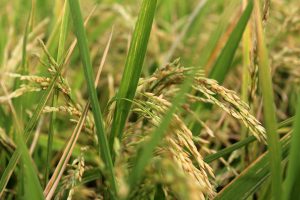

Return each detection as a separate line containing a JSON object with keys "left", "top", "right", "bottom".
{"left": 204, "top": 136, "right": 256, "bottom": 163}
{"left": 15, "top": 132, "right": 44, "bottom": 200}
{"left": 204, "top": 116, "right": 293, "bottom": 163}
{"left": 68, "top": 0, "right": 117, "bottom": 195}
{"left": 56, "top": 0, "right": 69, "bottom": 65}
{"left": 109, "top": 0, "right": 157, "bottom": 151}
{"left": 0, "top": 65, "right": 63, "bottom": 197}
{"left": 164, "top": 0, "right": 208, "bottom": 63}
{"left": 208, "top": 1, "right": 253, "bottom": 84}
{"left": 45, "top": 27, "right": 113, "bottom": 198}
{"left": 215, "top": 134, "right": 290, "bottom": 200}
{"left": 45, "top": 0, "right": 69, "bottom": 186}
{"left": 0, "top": 82, "right": 44, "bottom": 200}
{"left": 0, "top": 6, "right": 91, "bottom": 192}
{"left": 254, "top": 0, "right": 282, "bottom": 198}
{"left": 197, "top": 0, "right": 239, "bottom": 68}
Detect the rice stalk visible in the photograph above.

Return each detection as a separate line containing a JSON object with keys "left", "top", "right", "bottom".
{"left": 254, "top": 0, "right": 282, "bottom": 198}
{"left": 109, "top": 0, "right": 157, "bottom": 153}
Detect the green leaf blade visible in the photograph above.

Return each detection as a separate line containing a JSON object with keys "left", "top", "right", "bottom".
{"left": 68, "top": 0, "right": 117, "bottom": 195}
{"left": 208, "top": 1, "right": 253, "bottom": 83}
{"left": 109, "top": 0, "right": 157, "bottom": 150}
{"left": 254, "top": 0, "right": 282, "bottom": 199}
{"left": 215, "top": 134, "right": 290, "bottom": 200}
{"left": 284, "top": 98, "right": 300, "bottom": 199}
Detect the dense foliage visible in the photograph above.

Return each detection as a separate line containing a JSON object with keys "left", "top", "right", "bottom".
{"left": 0, "top": 0, "right": 299, "bottom": 199}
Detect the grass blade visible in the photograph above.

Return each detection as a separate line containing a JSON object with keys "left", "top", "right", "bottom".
{"left": 215, "top": 134, "right": 290, "bottom": 200}
{"left": 56, "top": 0, "right": 69, "bottom": 65}
{"left": 68, "top": 0, "right": 117, "bottom": 195}
{"left": 0, "top": 6, "right": 90, "bottom": 192}
{"left": 254, "top": 0, "right": 282, "bottom": 198}
{"left": 164, "top": 0, "right": 208, "bottom": 63}
{"left": 16, "top": 131, "right": 44, "bottom": 200}
{"left": 12, "top": 0, "right": 35, "bottom": 131}
{"left": 284, "top": 97, "right": 300, "bottom": 199}
{"left": 197, "top": 0, "right": 239, "bottom": 68}
{"left": 241, "top": 0, "right": 252, "bottom": 104}
{"left": 0, "top": 82, "right": 44, "bottom": 200}
{"left": 45, "top": 0, "right": 69, "bottom": 186}
{"left": 109, "top": 0, "right": 157, "bottom": 150}
{"left": 45, "top": 90, "right": 57, "bottom": 186}
{"left": 208, "top": 1, "right": 253, "bottom": 83}
{"left": 45, "top": 28, "right": 113, "bottom": 198}
{"left": 204, "top": 136, "right": 256, "bottom": 163}
{"left": 0, "top": 66, "right": 63, "bottom": 197}
{"left": 204, "top": 116, "right": 294, "bottom": 163}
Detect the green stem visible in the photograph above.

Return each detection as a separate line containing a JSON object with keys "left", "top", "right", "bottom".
{"left": 68, "top": 0, "right": 117, "bottom": 195}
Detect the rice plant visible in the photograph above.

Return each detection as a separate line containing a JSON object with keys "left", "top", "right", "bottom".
{"left": 0, "top": 0, "right": 299, "bottom": 199}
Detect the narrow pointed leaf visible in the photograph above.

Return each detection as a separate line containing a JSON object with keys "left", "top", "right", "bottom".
{"left": 215, "top": 134, "right": 290, "bottom": 200}
{"left": 109, "top": 0, "right": 157, "bottom": 150}
{"left": 208, "top": 1, "right": 253, "bottom": 83}
{"left": 284, "top": 97, "right": 300, "bottom": 200}
{"left": 254, "top": 0, "right": 282, "bottom": 198}
{"left": 68, "top": 0, "right": 117, "bottom": 194}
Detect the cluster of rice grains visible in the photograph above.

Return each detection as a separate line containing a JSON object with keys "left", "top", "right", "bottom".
{"left": 1, "top": 0, "right": 300, "bottom": 199}
{"left": 0, "top": 39, "right": 71, "bottom": 103}
{"left": 55, "top": 147, "right": 90, "bottom": 200}
{"left": 0, "top": 46, "right": 267, "bottom": 198}
{"left": 112, "top": 60, "right": 266, "bottom": 199}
